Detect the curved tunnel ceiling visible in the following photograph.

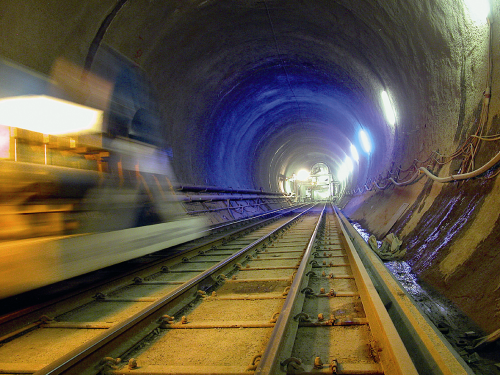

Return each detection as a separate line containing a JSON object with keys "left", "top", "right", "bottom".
{"left": 2, "top": 0, "right": 478, "bottom": 192}
{"left": 132, "top": 0, "right": 401, "bottom": 190}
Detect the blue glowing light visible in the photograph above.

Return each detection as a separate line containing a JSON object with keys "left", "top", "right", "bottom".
{"left": 359, "top": 129, "right": 371, "bottom": 153}
{"left": 350, "top": 143, "right": 359, "bottom": 162}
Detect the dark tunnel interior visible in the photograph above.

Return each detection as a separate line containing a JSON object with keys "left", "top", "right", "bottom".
{"left": 141, "top": 0, "right": 398, "bottom": 189}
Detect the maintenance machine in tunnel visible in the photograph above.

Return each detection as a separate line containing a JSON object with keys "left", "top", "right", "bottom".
{"left": 0, "top": 52, "right": 207, "bottom": 299}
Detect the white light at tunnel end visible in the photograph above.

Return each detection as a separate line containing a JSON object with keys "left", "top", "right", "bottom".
{"left": 350, "top": 144, "right": 359, "bottom": 162}
{"left": 359, "top": 129, "right": 371, "bottom": 154}
{"left": 296, "top": 169, "right": 310, "bottom": 181}
{"left": 337, "top": 168, "right": 346, "bottom": 182}
{"left": 381, "top": 90, "right": 396, "bottom": 126}
{"left": 464, "top": 0, "right": 490, "bottom": 24}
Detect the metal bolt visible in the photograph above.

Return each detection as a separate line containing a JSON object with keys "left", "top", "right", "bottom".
{"left": 330, "top": 359, "right": 338, "bottom": 374}
{"left": 93, "top": 293, "right": 106, "bottom": 300}
{"left": 314, "top": 356, "right": 323, "bottom": 369}
{"left": 270, "top": 312, "right": 280, "bottom": 323}
{"left": 128, "top": 358, "right": 138, "bottom": 369}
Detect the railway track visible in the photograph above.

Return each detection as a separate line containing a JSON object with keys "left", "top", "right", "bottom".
{"left": 0, "top": 205, "right": 307, "bottom": 374}
{"left": 0, "top": 205, "right": 301, "bottom": 320}
{"left": 0, "top": 204, "right": 420, "bottom": 374}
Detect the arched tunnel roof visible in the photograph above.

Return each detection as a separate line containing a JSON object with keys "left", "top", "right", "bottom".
{"left": 1, "top": 0, "right": 486, "bottom": 192}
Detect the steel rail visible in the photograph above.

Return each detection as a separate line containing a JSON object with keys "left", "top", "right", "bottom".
{"left": 255, "top": 204, "right": 325, "bottom": 375}
{"left": 335, "top": 208, "right": 474, "bottom": 375}
{"left": 332, "top": 206, "right": 418, "bottom": 375}
{"left": 180, "top": 193, "right": 289, "bottom": 202}
{"left": 176, "top": 184, "right": 285, "bottom": 196}
{"left": 186, "top": 202, "right": 271, "bottom": 214}
{"left": 33, "top": 205, "right": 316, "bottom": 375}
{"left": 0, "top": 205, "right": 307, "bottom": 327}
{"left": 202, "top": 203, "right": 309, "bottom": 233}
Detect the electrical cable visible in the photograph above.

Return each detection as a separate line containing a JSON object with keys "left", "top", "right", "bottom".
{"left": 419, "top": 150, "right": 500, "bottom": 183}
{"left": 349, "top": 17, "right": 495, "bottom": 194}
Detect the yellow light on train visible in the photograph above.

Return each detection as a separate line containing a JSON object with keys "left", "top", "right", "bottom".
{"left": 0, "top": 95, "right": 103, "bottom": 135}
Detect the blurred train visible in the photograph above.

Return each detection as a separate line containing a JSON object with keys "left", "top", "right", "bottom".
{"left": 0, "top": 50, "right": 207, "bottom": 299}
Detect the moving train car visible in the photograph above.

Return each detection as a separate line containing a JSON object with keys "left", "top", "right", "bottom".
{"left": 0, "top": 53, "right": 207, "bottom": 299}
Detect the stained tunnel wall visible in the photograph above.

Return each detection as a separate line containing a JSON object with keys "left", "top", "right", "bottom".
{"left": 1, "top": 0, "right": 499, "bottom": 334}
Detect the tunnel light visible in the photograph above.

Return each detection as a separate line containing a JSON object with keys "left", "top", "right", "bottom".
{"left": 381, "top": 90, "right": 396, "bottom": 126}
{"left": 350, "top": 144, "right": 359, "bottom": 162}
{"left": 337, "top": 157, "right": 353, "bottom": 182}
{"left": 464, "top": 0, "right": 489, "bottom": 23}
{"left": 345, "top": 156, "right": 353, "bottom": 172}
{"left": 359, "top": 129, "right": 371, "bottom": 154}
{"left": 337, "top": 167, "right": 347, "bottom": 182}
{"left": 296, "top": 169, "right": 310, "bottom": 181}
{"left": 0, "top": 95, "right": 103, "bottom": 135}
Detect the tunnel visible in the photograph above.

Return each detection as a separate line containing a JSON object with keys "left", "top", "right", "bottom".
{"left": 1, "top": 0, "right": 499, "bottom": 345}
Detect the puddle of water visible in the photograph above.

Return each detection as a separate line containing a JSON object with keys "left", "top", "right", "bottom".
{"left": 351, "top": 220, "right": 499, "bottom": 375}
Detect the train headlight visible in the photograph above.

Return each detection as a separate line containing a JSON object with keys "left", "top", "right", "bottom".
{"left": 0, "top": 95, "right": 103, "bottom": 135}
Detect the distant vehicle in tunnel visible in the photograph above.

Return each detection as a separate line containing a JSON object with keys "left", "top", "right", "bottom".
{"left": 0, "top": 56, "right": 207, "bottom": 299}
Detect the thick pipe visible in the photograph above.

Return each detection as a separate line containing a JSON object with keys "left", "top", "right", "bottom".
{"left": 419, "top": 150, "right": 500, "bottom": 182}
{"left": 177, "top": 184, "right": 284, "bottom": 196}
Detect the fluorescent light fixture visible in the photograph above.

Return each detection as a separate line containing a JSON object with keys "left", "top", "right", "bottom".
{"left": 464, "top": 0, "right": 489, "bottom": 23}
{"left": 381, "top": 90, "right": 396, "bottom": 126}
{"left": 337, "top": 157, "right": 353, "bottom": 182}
{"left": 0, "top": 95, "right": 103, "bottom": 135}
{"left": 350, "top": 144, "right": 359, "bottom": 162}
{"left": 359, "top": 129, "right": 371, "bottom": 153}
{"left": 345, "top": 156, "right": 353, "bottom": 172}
{"left": 296, "top": 169, "right": 310, "bottom": 181}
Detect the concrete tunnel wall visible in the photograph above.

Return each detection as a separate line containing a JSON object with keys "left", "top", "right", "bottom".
{"left": 1, "top": 0, "right": 499, "bottom": 333}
